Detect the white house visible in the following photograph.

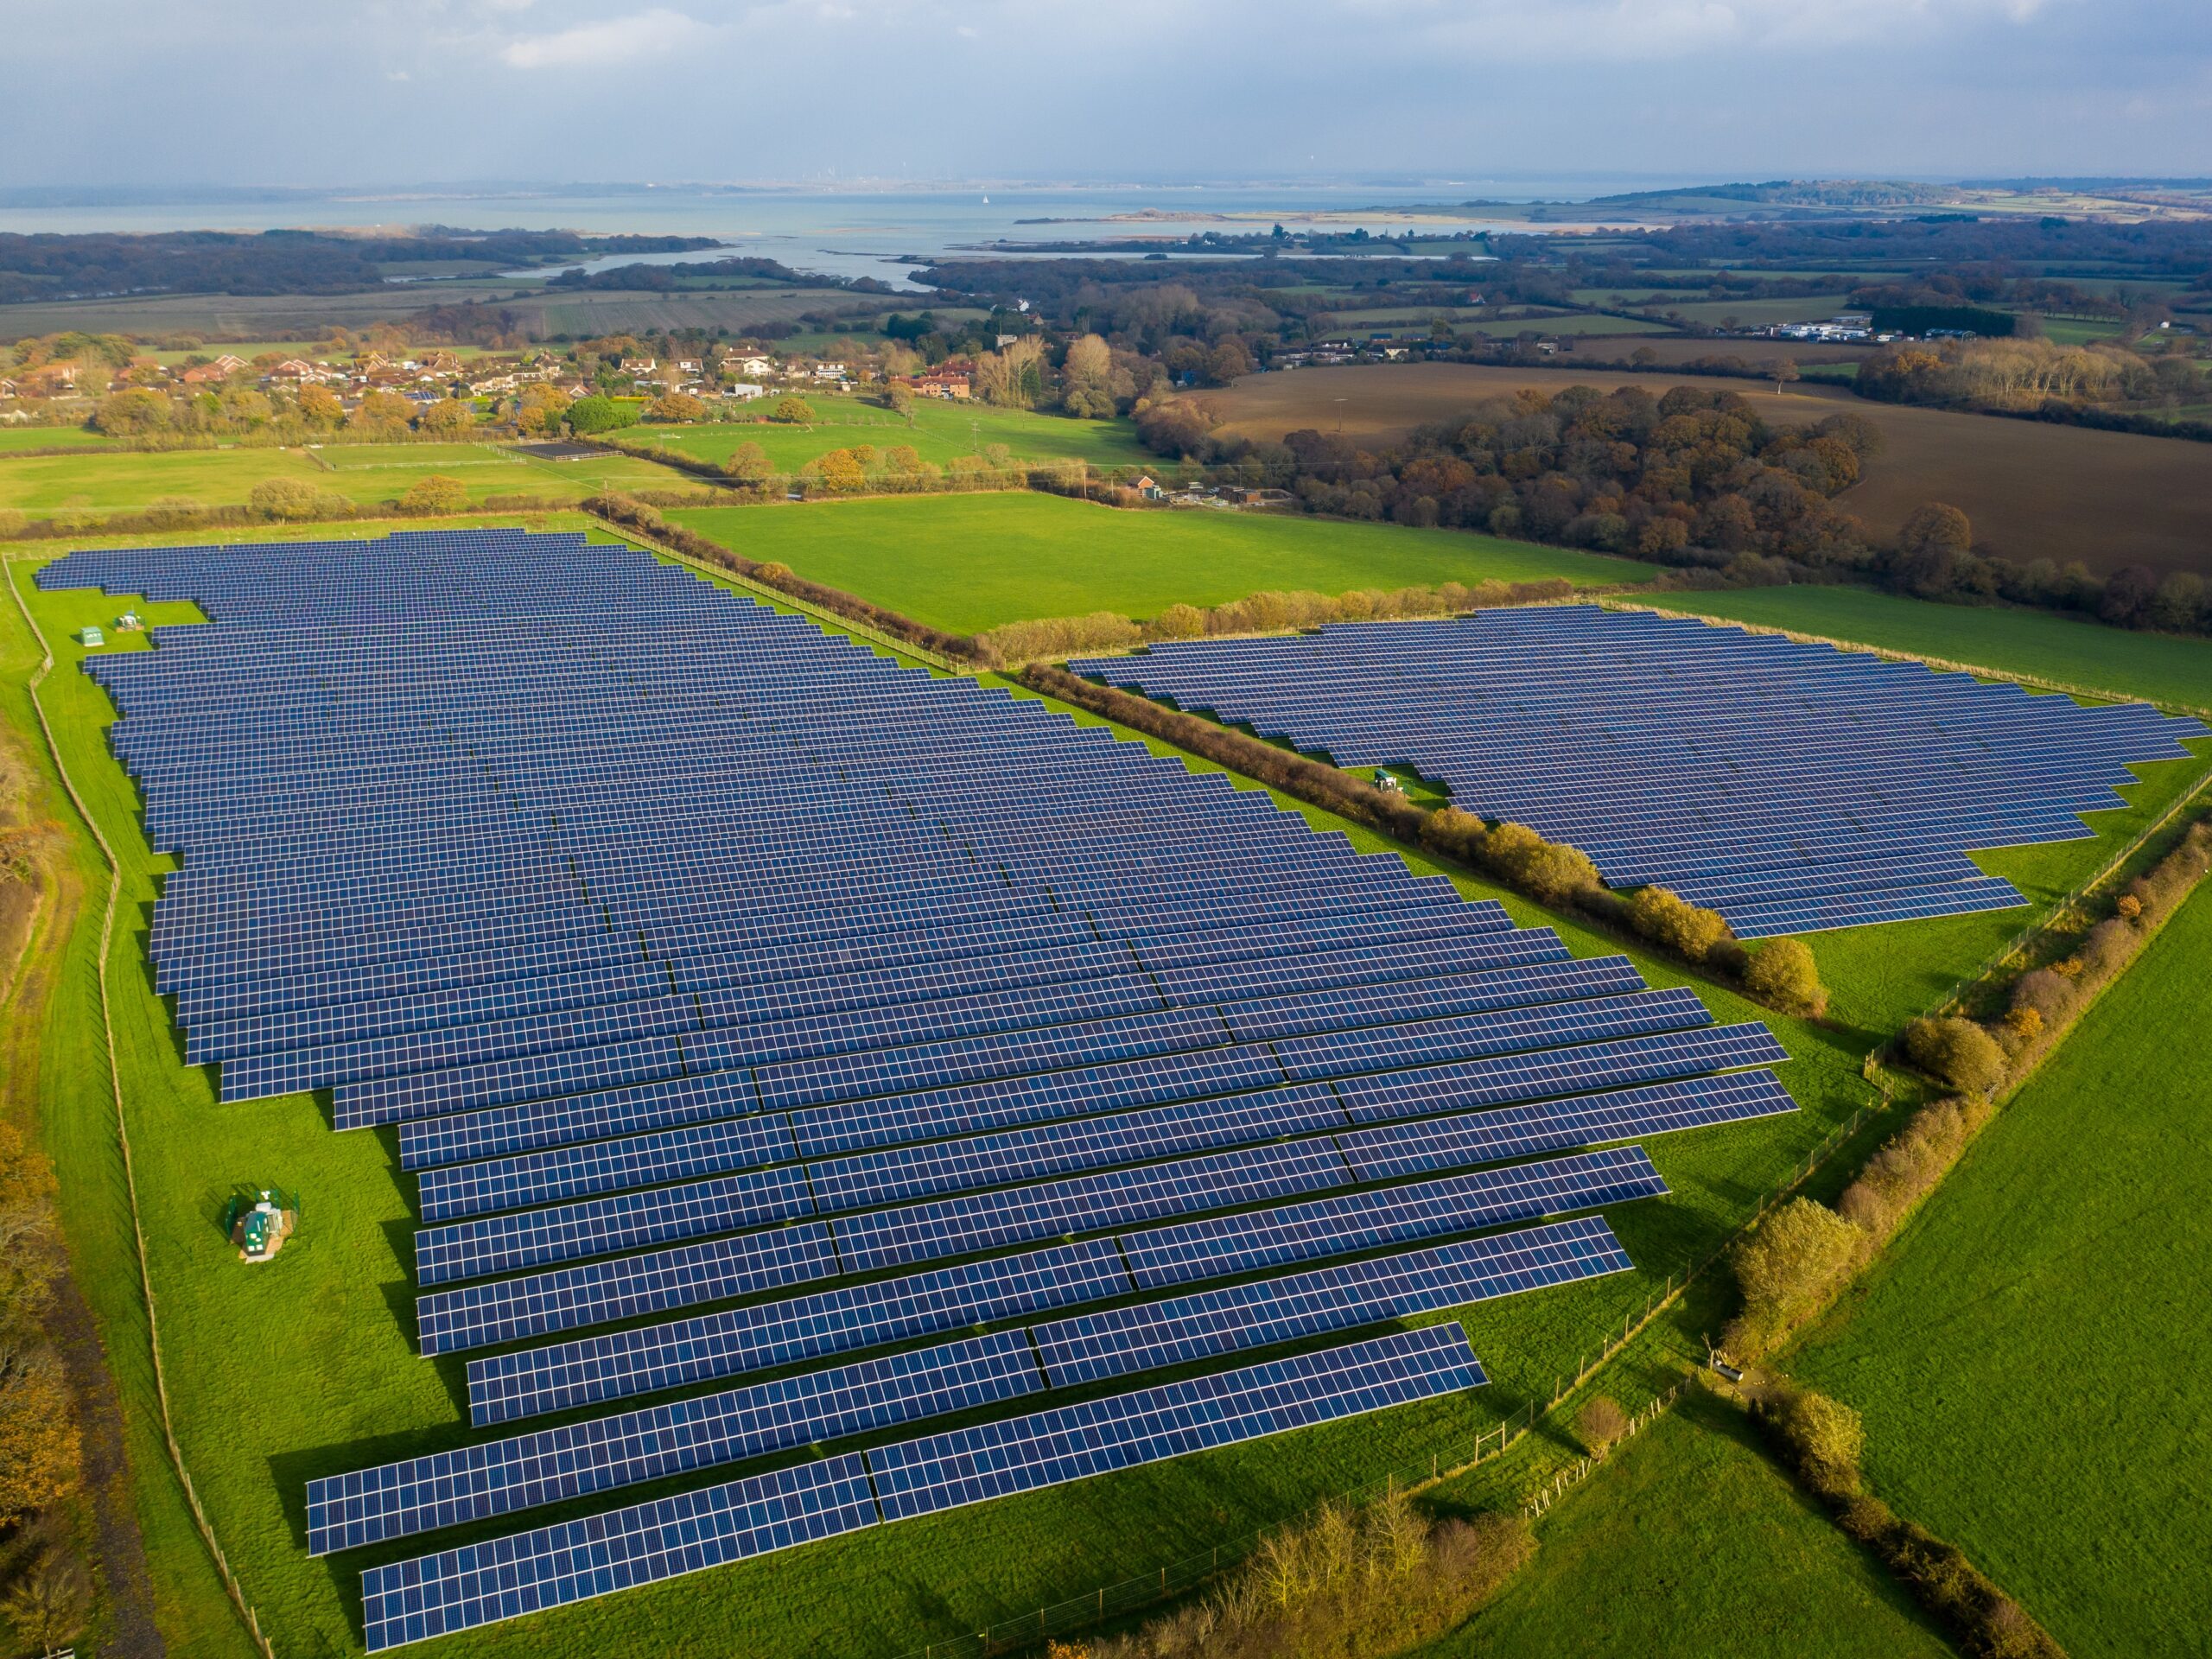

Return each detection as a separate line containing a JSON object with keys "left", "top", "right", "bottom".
{"left": 721, "top": 382, "right": 766, "bottom": 402}
{"left": 723, "top": 353, "right": 773, "bottom": 377}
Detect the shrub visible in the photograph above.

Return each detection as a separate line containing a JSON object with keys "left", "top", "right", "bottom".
{"left": 142, "top": 495, "right": 207, "bottom": 529}
{"left": 1, "top": 1547, "right": 91, "bottom": 1656}
{"left": 565, "top": 395, "right": 636, "bottom": 435}
{"left": 1742, "top": 937, "right": 1828, "bottom": 1016}
{"left": 1625, "top": 886, "right": 1733, "bottom": 963}
{"left": 645, "top": 392, "right": 707, "bottom": 423}
{"left": 399, "top": 474, "right": 470, "bottom": 516}
{"left": 1902, "top": 1016, "right": 2007, "bottom": 1095}
{"left": 769, "top": 395, "right": 817, "bottom": 424}
{"left": 1764, "top": 1386, "right": 1865, "bottom": 1495}
{"left": 1151, "top": 602, "right": 1205, "bottom": 640}
{"left": 249, "top": 476, "right": 327, "bottom": 521}
{"left": 1484, "top": 822, "right": 1599, "bottom": 905}
{"left": 1088, "top": 1496, "right": 1532, "bottom": 1659}
{"left": 2115, "top": 893, "right": 2143, "bottom": 922}
{"left": 1835, "top": 1095, "right": 1989, "bottom": 1237}
{"left": 1573, "top": 1395, "right": 1630, "bottom": 1455}
{"left": 1725, "top": 1197, "right": 1864, "bottom": 1356}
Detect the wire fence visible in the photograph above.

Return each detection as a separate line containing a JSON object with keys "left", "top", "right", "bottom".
{"left": 593, "top": 511, "right": 970, "bottom": 676}
{"left": 887, "top": 1099, "right": 1876, "bottom": 1659}
{"left": 5, "top": 570, "right": 276, "bottom": 1659}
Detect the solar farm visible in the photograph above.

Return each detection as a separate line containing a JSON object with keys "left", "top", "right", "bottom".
{"left": 31, "top": 531, "right": 1823, "bottom": 1650}
{"left": 1071, "top": 607, "right": 2207, "bottom": 939}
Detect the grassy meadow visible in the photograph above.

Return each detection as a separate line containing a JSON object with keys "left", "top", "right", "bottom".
{"left": 6, "top": 532, "right": 1890, "bottom": 1659}
{"left": 624, "top": 397, "right": 1155, "bottom": 472}
{"left": 0, "top": 441, "right": 698, "bottom": 514}
{"left": 1790, "top": 881, "right": 2212, "bottom": 1659}
{"left": 1419, "top": 1395, "right": 1955, "bottom": 1658}
{"left": 669, "top": 493, "right": 1656, "bottom": 634}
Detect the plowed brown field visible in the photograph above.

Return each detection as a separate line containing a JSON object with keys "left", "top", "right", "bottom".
{"left": 1193, "top": 363, "right": 2212, "bottom": 575}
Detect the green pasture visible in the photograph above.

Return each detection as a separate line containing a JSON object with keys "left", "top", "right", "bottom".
{"left": 0, "top": 425, "right": 123, "bottom": 452}
{"left": 1457, "top": 315, "right": 1675, "bottom": 338}
{"left": 1632, "top": 586, "right": 2212, "bottom": 712}
{"left": 1791, "top": 882, "right": 2212, "bottom": 1659}
{"left": 1643, "top": 295, "right": 1855, "bottom": 327}
{"left": 668, "top": 493, "right": 1656, "bottom": 634}
{"left": 2027, "top": 315, "right": 2129, "bottom": 346}
{"left": 626, "top": 397, "right": 1154, "bottom": 473}
{"left": 5, "top": 532, "right": 1890, "bottom": 1659}
{"left": 0, "top": 443, "right": 700, "bottom": 515}
{"left": 1421, "top": 1395, "right": 1955, "bottom": 1658}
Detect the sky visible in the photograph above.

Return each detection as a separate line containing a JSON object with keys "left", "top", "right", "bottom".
{"left": 7, "top": 0, "right": 2211, "bottom": 191}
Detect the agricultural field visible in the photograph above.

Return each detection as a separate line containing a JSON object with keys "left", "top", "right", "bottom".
{"left": 1647, "top": 296, "right": 1857, "bottom": 327}
{"left": 1421, "top": 1396, "right": 1955, "bottom": 1658}
{"left": 667, "top": 492, "right": 1656, "bottom": 634}
{"left": 5, "top": 527, "right": 1891, "bottom": 1659}
{"left": 0, "top": 425, "right": 126, "bottom": 452}
{"left": 1192, "top": 362, "right": 2212, "bottom": 576}
{"left": 1789, "top": 881, "right": 2212, "bottom": 1659}
{"left": 0, "top": 442, "right": 700, "bottom": 514}
{"left": 625, "top": 397, "right": 1154, "bottom": 471}
{"left": 1453, "top": 315, "right": 1676, "bottom": 338}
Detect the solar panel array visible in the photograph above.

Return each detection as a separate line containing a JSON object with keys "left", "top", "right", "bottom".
{"left": 41, "top": 533, "right": 1808, "bottom": 1645}
{"left": 1071, "top": 607, "right": 2206, "bottom": 938}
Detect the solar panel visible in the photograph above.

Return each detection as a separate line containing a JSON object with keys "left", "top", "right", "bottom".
{"left": 1071, "top": 608, "right": 2204, "bottom": 934}
{"left": 358, "top": 1453, "right": 878, "bottom": 1651}
{"left": 1033, "top": 1215, "right": 1632, "bottom": 1386}
{"left": 869, "top": 1322, "right": 1483, "bottom": 1522}
{"left": 314, "top": 1332, "right": 1039, "bottom": 1554}
{"left": 47, "top": 536, "right": 1838, "bottom": 1647}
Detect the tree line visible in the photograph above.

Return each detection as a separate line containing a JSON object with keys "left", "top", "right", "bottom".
{"left": 0, "top": 229, "right": 717, "bottom": 304}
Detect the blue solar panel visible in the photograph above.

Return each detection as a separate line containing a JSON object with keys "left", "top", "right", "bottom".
{"left": 1071, "top": 607, "right": 2205, "bottom": 935}
{"left": 466, "top": 1236, "right": 1131, "bottom": 1426}
{"left": 869, "top": 1322, "right": 1483, "bottom": 1522}
{"left": 48, "top": 536, "right": 1833, "bottom": 1646}
{"left": 358, "top": 1453, "right": 878, "bottom": 1651}
{"left": 314, "top": 1332, "right": 1039, "bottom": 1554}
{"left": 1033, "top": 1215, "right": 1630, "bottom": 1386}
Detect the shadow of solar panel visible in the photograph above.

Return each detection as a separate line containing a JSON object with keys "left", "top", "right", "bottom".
{"left": 465, "top": 1237, "right": 1130, "bottom": 1427}
{"left": 358, "top": 1452, "right": 877, "bottom": 1651}
{"left": 1034, "top": 1214, "right": 1632, "bottom": 1387}
{"left": 869, "top": 1323, "right": 1483, "bottom": 1522}
{"left": 415, "top": 1223, "right": 840, "bottom": 1357}
{"left": 315, "top": 1332, "right": 1039, "bottom": 1554}
{"left": 1122, "top": 1145, "right": 1665, "bottom": 1289}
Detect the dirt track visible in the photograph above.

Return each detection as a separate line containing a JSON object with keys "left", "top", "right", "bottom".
{"left": 1194, "top": 363, "right": 2212, "bottom": 576}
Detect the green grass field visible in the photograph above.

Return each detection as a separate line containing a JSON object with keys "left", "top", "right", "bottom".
{"left": 1790, "top": 881, "right": 2212, "bottom": 1659}
{"left": 0, "top": 426, "right": 124, "bottom": 452}
{"left": 624, "top": 397, "right": 1154, "bottom": 472}
{"left": 1419, "top": 1395, "right": 1955, "bottom": 1658}
{"left": 670, "top": 493, "right": 1656, "bottom": 634}
{"left": 1633, "top": 587, "right": 2212, "bottom": 711}
{"left": 0, "top": 442, "right": 701, "bottom": 514}
{"left": 5, "top": 531, "right": 1891, "bottom": 1659}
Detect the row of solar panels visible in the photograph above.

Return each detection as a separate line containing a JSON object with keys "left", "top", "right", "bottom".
{"left": 39, "top": 537, "right": 1812, "bottom": 1647}
{"left": 1071, "top": 607, "right": 2204, "bottom": 937}
{"left": 359, "top": 1323, "right": 1483, "bottom": 1651}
